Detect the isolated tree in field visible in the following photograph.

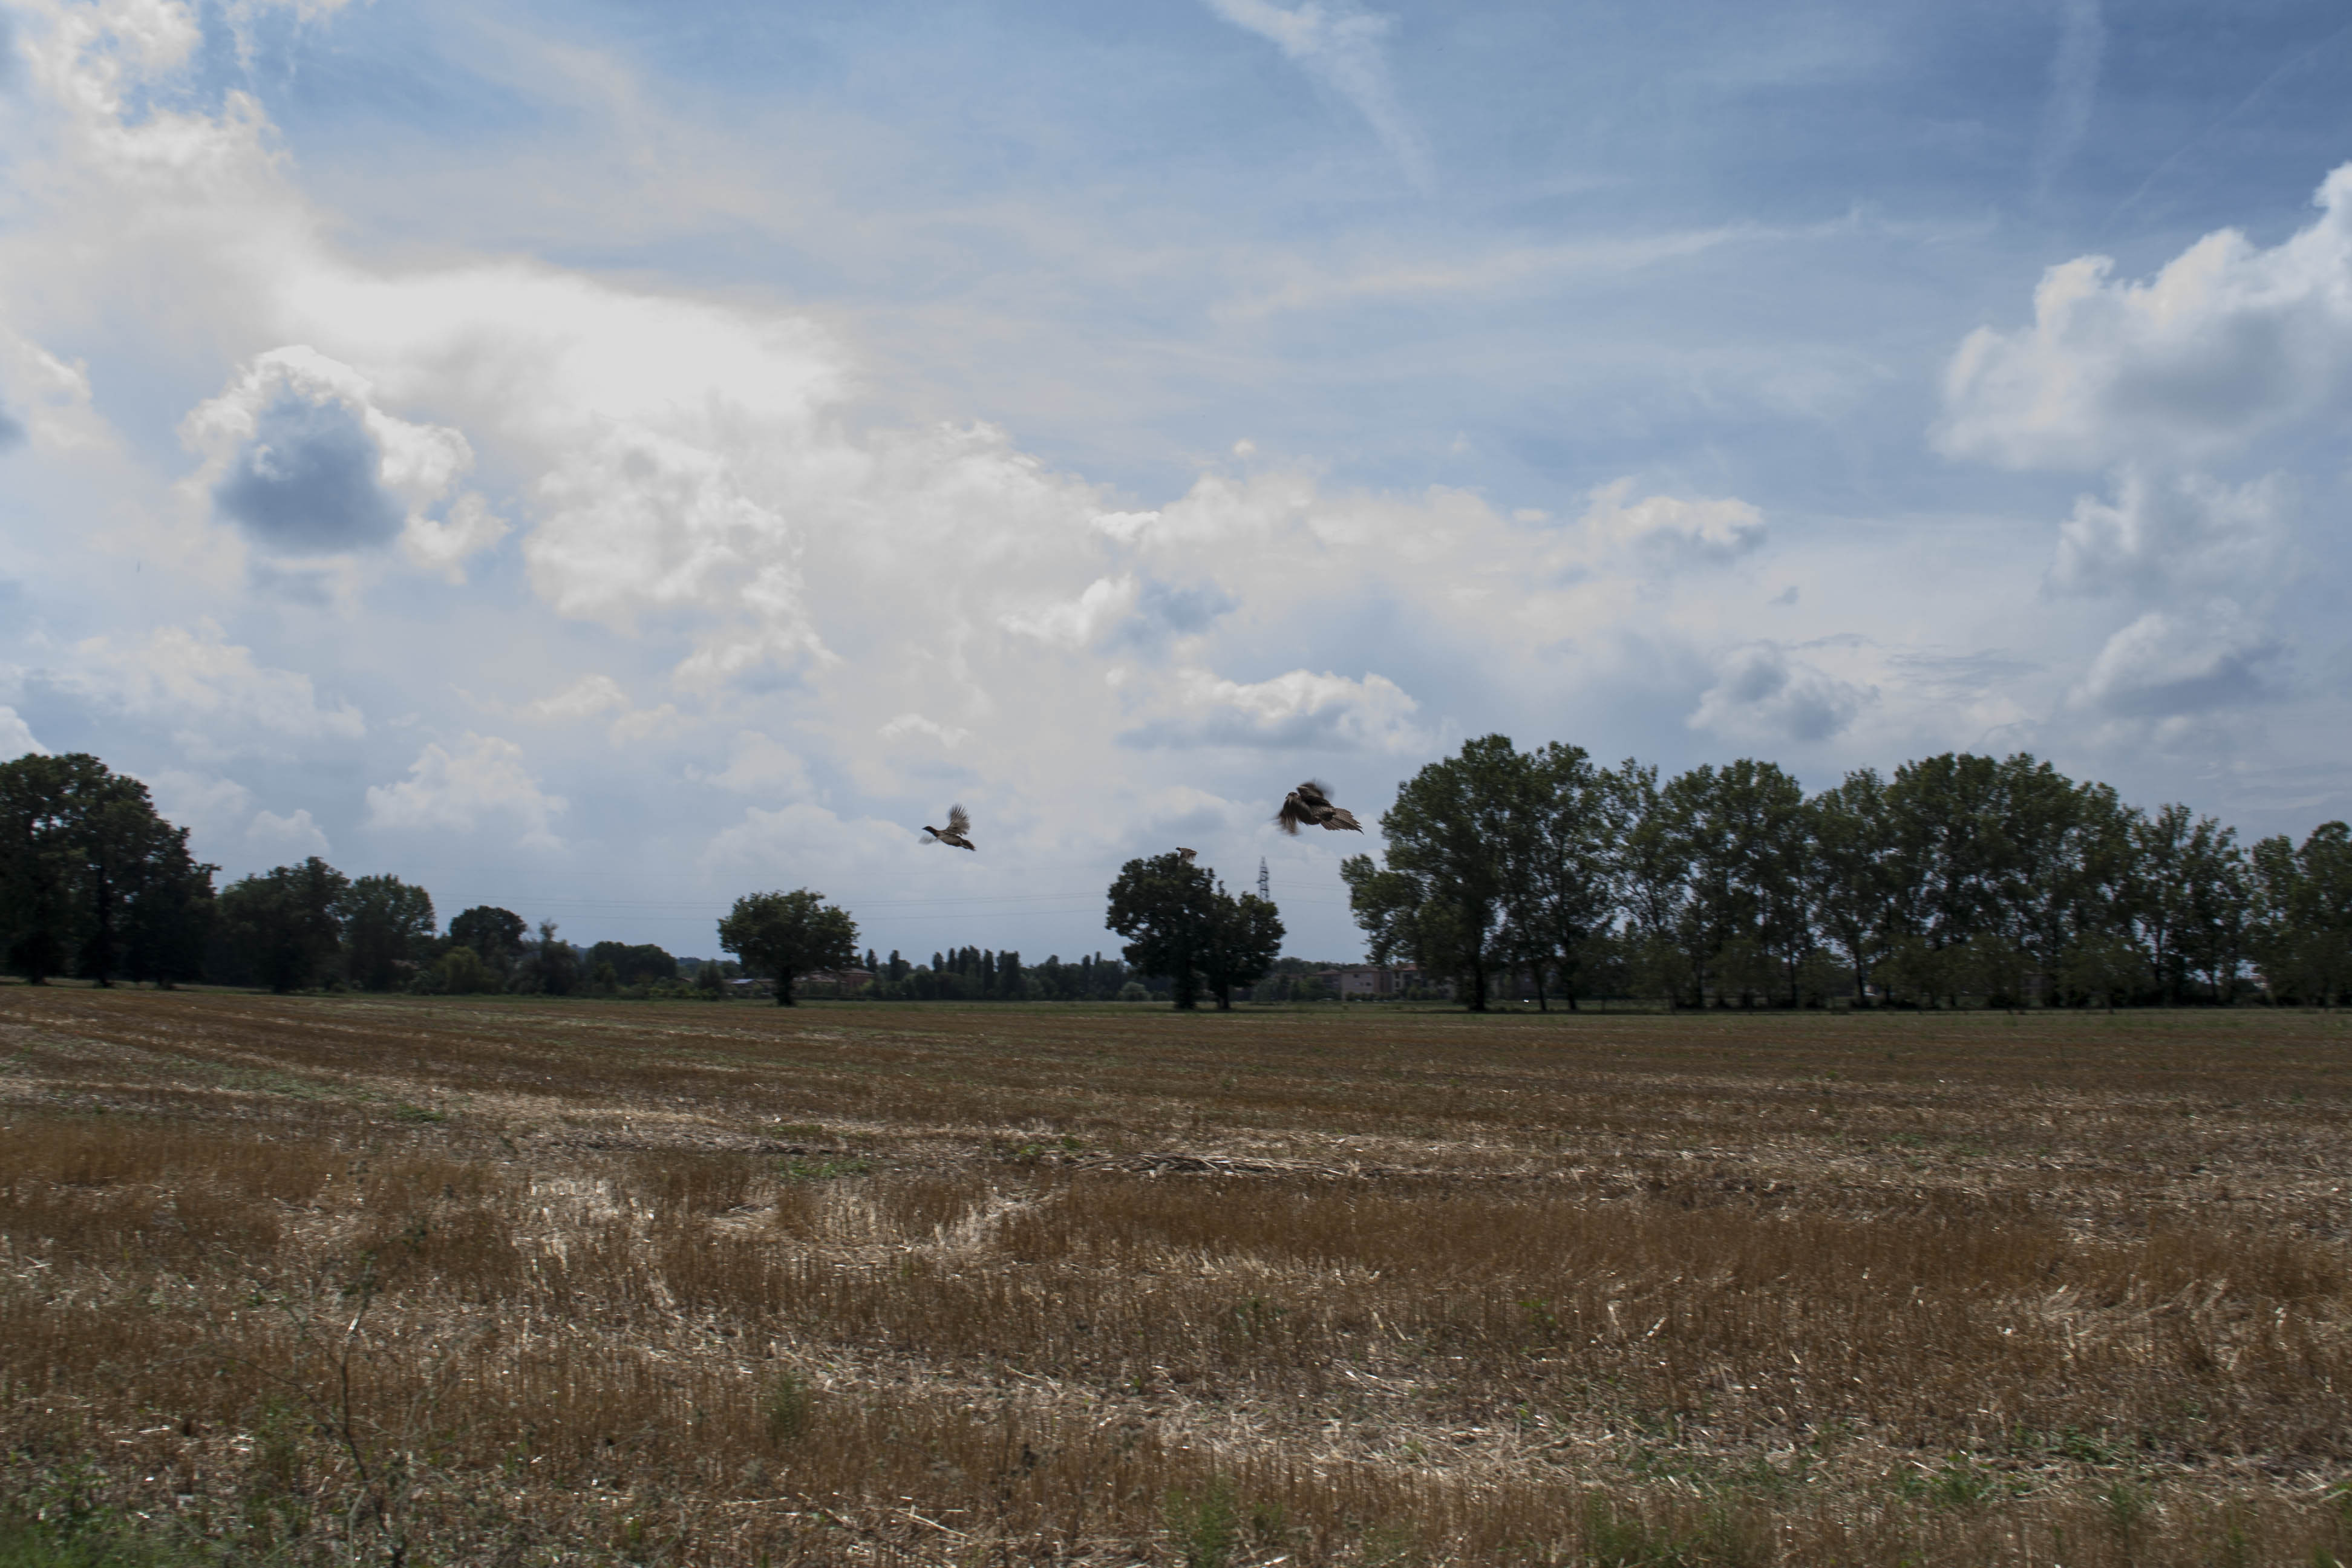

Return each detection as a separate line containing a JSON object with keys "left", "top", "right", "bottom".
{"left": 1105, "top": 852, "right": 1217, "bottom": 1009}
{"left": 217, "top": 858, "right": 349, "bottom": 993}
{"left": 717, "top": 890, "right": 859, "bottom": 1006}
{"left": 339, "top": 874, "right": 436, "bottom": 992}
{"left": 1201, "top": 882, "right": 1284, "bottom": 1010}
{"left": 449, "top": 905, "right": 528, "bottom": 975}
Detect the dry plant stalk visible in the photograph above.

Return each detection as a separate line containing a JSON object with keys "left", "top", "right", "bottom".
{"left": 2, "top": 985, "right": 2350, "bottom": 1565}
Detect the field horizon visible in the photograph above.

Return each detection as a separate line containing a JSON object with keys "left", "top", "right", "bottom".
{"left": 3, "top": 987, "right": 2347, "bottom": 1565}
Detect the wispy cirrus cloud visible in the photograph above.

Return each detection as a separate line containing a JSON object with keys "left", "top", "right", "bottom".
{"left": 1203, "top": 0, "right": 1433, "bottom": 192}
{"left": 2033, "top": 0, "right": 2105, "bottom": 196}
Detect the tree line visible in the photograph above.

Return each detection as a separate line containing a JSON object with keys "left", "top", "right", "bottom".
{"left": 711, "top": 852, "right": 1287, "bottom": 1008}
{"left": 0, "top": 753, "right": 746, "bottom": 996}
{"left": 1344, "top": 737, "right": 2352, "bottom": 1011}
{"left": 860, "top": 947, "right": 1164, "bottom": 1003}
{"left": 0, "top": 752, "right": 1290, "bottom": 1007}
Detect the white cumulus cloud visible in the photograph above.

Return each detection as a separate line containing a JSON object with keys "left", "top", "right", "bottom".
{"left": 1133, "top": 667, "right": 1427, "bottom": 752}
{"left": 878, "top": 712, "right": 973, "bottom": 750}
{"left": 0, "top": 705, "right": 47, "bottom": 757}
{"left": 148, "top": 768, "right": 253, "bottom": 840}
{"left": 58, "top": 620, "right": 364, "bottom": 750}
{"left": 697, "top": 730, "right": 814, "bottom": 799}
{"left": 246, "top": 805, "right": 331, "bottom": 859}
{"left": 2071, "top": 602, "right": 2281, "bottom": 720}
{"left": 1938, "top": 163, "right": 2352, "bottom": 470}
{"left": 1567, "top": 479, "right": 1768, "bottom": 566}
{"left": 2048, "top": 466, "right": 2287, "bottom": 598}
{"left": 1001, "top": 575, "right": 1140, "bottom": 648}
{"left": 364, "top": 734, "right": 567, "bottom": 849}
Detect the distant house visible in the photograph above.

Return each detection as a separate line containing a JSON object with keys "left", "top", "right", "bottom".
{"left": 1318, "top": 964, "right": 1446, "bottom": 999}
{"left": 796, "top": 968, "right": 875, "bottom": 998}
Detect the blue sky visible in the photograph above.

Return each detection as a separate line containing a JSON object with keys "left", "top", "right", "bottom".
{"left": 3, "top": 0, "right": 2351, "bottom": 962}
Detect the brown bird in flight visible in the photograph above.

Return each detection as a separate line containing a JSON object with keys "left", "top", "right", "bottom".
{"left": 923, "top": 804, "right": 976, "bottom": 851}
{"left": 1275, "top": 780, "right": 1363, "bottom": 835}
{"left": 1176, "top": 847, "right": 1197, "bottom": 863}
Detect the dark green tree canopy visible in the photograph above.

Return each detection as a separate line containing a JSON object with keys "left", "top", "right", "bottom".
{"left": 1343, "top": 734, "right": 1521, "bottom": 1010}
{"left": 1339, "top": 741, "right": 2352, "bottom": 1011}
{"left": 339, "top": 874, "right": 436, "bottom": 992}
{"left": 1201, "top": 884, "right": 1284, "bottom": 1010}
{"left": 217, "top": 858, "right": 348, "bottom": 994}
{"left": 1105, "top": 852, "right": 1218, "bottom": 1009}
{"left": 717, "top": 889, "right": 859, "bottom": 1006}
{"left": 587, "top": 941, "right": 678, "bottom": 987}
{"left": 1, "top": 753, "right": 214, "bottom": 987}
{"left": 449, "top": 906, "right": 528, "bottom": 970}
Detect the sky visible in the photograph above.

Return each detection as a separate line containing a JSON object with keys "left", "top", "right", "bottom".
{"left": 3, "top": 0, "right": 2351, "bottom": 964}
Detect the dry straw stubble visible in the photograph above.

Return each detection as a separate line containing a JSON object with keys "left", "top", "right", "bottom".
{"left": 2, "top": 986, "right": 2350, "bottom": 1564}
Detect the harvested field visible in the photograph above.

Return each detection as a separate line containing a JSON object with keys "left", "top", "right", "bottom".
{"left": 2, "top": 986, "right": 2349, "bottom": 1565}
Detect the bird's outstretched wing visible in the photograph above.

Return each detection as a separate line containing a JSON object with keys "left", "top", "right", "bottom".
{"left": 1295, "top": 780, "right": 1335, "bottom": 809}
{"left": 1321, "top": 807, "right": 1364, "bottom": 832}
{"left": 946, "top": 803, "right": 972, "bottom": 836}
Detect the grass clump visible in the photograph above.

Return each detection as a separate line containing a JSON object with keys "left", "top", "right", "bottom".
{"left": 1162, "top": 1475, "right": 1239, "bottom": 1568}
{"left": 762, "top": 1371, "right": 815, "bottom": 1443}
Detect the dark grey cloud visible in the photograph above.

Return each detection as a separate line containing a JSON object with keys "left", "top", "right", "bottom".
{"left": 2097, "top": 644, "right": 2281, "bottom": 719}
{"left": 1690, "top": 643, "right": 1870, "bottom": 744}
{"left": 212, "top": 393, "right": 401, "bottom": 550}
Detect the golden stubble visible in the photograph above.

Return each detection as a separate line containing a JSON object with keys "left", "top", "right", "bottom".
{"left": 2, "top": 987, "right": 2348, "bottom": 1564}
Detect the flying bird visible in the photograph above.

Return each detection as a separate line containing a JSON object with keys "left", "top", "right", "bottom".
{"left": 923, "top": 804, "right": 976, "bottom": 851}
{"left": 1176, "top": 847, "right": 1197, "bottom": 863}
{"left": 1276, "top": 780, "right": 1363, "bottom": 835}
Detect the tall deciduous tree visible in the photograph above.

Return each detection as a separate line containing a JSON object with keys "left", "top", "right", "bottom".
{"left": 217, "top": 858, "right": 349, "bottom": 993}
{"left": 1344, "top": 735, "right": 1519, "bottom": 1010}
{"left": 1106, "top": 852, "right": 1217, "bottom": 1009}
{"left": 586, "top": 942, "right": 678, "bottom": 988}
{"left": 1201, "top": 883, "right": 1284, "bottom": 1010}
{"left": 1497, "top": 741, "right": 1616, "bottom": 1010}
{"left": 1807, "top": 768, "right": 1894, "bottom": 1004}
{"left": 449, "top": 906, "right": 528, "bottom": 976}
{"left": 1665, "top": 759, "right": 1809, "bottom": 1007}
{"left": 524, "top": 920, "right": 580, "bottom": 996}
{"left": 0, "top": 754, "right": 214, "bottom": 987}
{"left": 339, "top": 875, "right": 437, "bottom": 992}
{"left": 717, "top": 890, "right": 859, "bottom": 1006}
{"left": 2250, "top": 822, "right": 2352, "bottom": 1005}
